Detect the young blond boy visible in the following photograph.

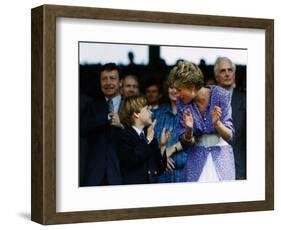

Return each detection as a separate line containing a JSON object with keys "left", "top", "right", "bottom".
{"left": 118, "top": 96, "right": 171, "bottom": 184}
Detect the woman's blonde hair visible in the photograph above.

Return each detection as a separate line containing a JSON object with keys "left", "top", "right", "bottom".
{"left": 119, "top": 95, "right": 148, "bottom": 127}
{"left": 168, "top": 61, "right": 204, "bottom": 89}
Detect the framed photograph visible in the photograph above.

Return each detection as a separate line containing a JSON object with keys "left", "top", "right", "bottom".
{"left": 31, "top": 4, "right": 274, "bottom": 225}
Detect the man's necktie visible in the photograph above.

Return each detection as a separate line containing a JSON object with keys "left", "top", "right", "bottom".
{"left": 108, "top": 99, "right": 114, "bottom": 113}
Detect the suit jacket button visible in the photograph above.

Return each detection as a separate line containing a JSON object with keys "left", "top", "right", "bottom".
{"left": 148, "top": 170, "right": 151, "bottom": 175}
{"left": 154, "top": 171, "right": 157, "bottom": 175}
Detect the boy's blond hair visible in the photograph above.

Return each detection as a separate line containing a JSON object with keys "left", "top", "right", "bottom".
{"left": 119, "top": 95, "right": 148, "bottom": 127}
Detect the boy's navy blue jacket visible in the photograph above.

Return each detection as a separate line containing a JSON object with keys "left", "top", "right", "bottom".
{"left": 117, "top": 126, "right": 167, "bottom": 185}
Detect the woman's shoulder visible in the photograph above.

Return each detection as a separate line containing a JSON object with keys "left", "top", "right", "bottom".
{"left": 153, "top": 104, "right": 170, "bottom": 114}
{"left": 210, "top": 85, "right": 231, "bottom": 98}
{"left": 209, "top": 85, "right": 231, "bottom": 108}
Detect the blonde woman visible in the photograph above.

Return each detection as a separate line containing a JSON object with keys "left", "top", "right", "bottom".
{"left": 169, "top": 61, "right": 235, "bottom": 182}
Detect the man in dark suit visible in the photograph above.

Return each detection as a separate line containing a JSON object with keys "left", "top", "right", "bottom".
{"left": 214, "top": 57, "right": 246, "bottom": 180}
{"left": 80, "top": 63, "right": 123, "bottom": 186}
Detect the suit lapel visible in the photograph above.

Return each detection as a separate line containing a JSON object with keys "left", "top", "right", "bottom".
{"left": 127, "top": 126, "right": 142, "bottom": 142}
{"left": 231, "top": 90, "right": 240, "bottom": 118}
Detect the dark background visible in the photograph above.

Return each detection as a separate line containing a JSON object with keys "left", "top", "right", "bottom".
{"left": 79, "top": 45, "right": 246, "bottom": 99}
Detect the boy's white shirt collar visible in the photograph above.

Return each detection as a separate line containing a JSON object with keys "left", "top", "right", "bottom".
{"left": 132, "top": 126, "right": 143, "bottom": 136}
{"left": 132, "top": 126, "right": 152, "bottom": 144}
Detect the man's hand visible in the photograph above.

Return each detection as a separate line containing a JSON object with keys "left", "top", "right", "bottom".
{"left": 109, "top": 113, "right": 123, "bottom": 128}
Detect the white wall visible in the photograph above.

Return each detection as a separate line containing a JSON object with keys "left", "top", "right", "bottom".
{"left": 0, "top": 0, "right": 279, "bottom": 229}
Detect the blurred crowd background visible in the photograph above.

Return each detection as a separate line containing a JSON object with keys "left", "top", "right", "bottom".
{"left": 79, "top": 43, "right": 246, "bottom": 99}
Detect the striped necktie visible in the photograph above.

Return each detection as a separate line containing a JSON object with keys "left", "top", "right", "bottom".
{"left": 108, "top": 99, "right": 114, "bottom": 113}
